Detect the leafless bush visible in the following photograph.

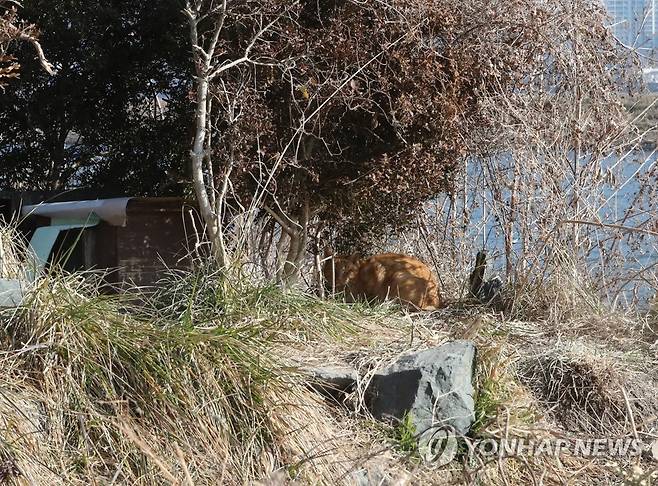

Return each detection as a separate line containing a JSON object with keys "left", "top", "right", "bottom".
{"left": 378, "top": 1, "right": 658, "bottom": 312}
{"left": 184, "top": 0, "right": 655, "bottom": 311}
{"left": 404, "top": 107, "right": 657, "bottom": 312}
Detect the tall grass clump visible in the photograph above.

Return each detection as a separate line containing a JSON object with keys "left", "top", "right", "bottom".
{"left": 0, "top": 256, "right": 361, "bottom": 484}
{"left": 506, "top": 249, "right": 605, "bottom": 321}
{"left": 146, "top": 260, "right": 400, "bottom": 343}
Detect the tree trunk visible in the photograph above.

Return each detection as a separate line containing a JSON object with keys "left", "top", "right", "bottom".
{"left": 190, "top": 75, "right": 227, "bottom": 266}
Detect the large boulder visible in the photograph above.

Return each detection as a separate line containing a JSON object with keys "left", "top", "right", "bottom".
{"left": 366, "top": 340, "right": 476, "bottom": 437}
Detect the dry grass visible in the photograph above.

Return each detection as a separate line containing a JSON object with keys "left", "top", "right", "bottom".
{"left": 2, "top": 224, "right": 658, "bottom": 485}
{"left": 2, "top": 278, "right": 658, "bottom": 485}
{"left": 520, "top": 342, "right": 658, "bottom": 434}
{"left": 0, "top": 269, "right": 374, "bottom": 485}
{"left": 0, "top": 225, "right": 24, "bottom": 280}
{"left": 265, "top": 289, "right": 658, "bottom": 484}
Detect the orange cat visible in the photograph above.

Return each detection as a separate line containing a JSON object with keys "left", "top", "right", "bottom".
{"left": 323, "top": 251, "right": 442, "bottom": 310}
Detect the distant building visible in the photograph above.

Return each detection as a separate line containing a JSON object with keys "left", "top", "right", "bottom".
{"left": 605, "top": 0, "right": 657, "bottom": 59}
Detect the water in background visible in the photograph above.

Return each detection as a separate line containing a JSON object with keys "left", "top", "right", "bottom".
{"left": 444, "top": 149, "right": 657, "bottom": 308}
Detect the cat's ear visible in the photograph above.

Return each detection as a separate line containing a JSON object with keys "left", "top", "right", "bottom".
{"left": 323, "top": 247, "right": 334, "bottom": 258}
{"left": 348, "top": 253, "right": 361, "bottom": 262}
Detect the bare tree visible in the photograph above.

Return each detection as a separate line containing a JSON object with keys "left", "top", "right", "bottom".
{"left": 183, "top": 0, "right": 292, "bottom": 268}
{"left": 183, "top": 0, "right": 639, "bottom": 291}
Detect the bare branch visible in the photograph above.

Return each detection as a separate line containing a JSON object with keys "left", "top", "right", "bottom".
{"left": 18, "top": 32, "right": 55, "bottom": 75}
{"left": 208, "top": 6, "right": 294, "bottom": 80}
{"left": 262, "top": 204, "right": 296, "bottom": 236}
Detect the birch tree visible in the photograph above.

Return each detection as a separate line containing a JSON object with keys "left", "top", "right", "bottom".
{"left": 184, "top": 0, "right": 292, "bottom": 268}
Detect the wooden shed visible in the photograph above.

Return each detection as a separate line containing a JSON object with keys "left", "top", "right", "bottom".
{"left": 21, "top": 197, "right": 198, "bottom": 289}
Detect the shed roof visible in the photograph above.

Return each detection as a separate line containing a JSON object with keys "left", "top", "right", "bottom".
{"left": 22, "top": 197, "right": 131, "bottom": 226}
{"left": 21, "top": 197, "right": 193, "bottom": 227}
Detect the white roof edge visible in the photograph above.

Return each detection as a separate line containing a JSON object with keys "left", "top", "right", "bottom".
{"left": 21, "top": 197, "right": 132, "bottom": 226}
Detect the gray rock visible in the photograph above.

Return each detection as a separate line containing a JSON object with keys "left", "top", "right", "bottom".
{"left": 366, "top": 340, "right": 476, "bottom": 437}
{"left": 305, "top": 365, "right": 358, "bottom": 400}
